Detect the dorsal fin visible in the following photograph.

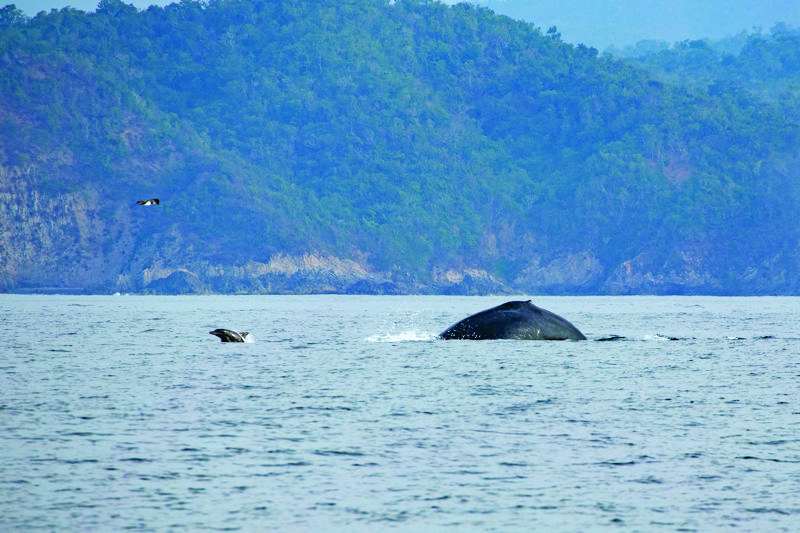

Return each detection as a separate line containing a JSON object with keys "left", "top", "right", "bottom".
{"left": 495, "top": 300, "right": 528, "bottom": 311}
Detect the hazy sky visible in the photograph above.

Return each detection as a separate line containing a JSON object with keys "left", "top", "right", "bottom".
{"left": 21, "top": 0, "right": 170, "bottom": 17}
{"left": 471, "top": 0, "right": 800, "bottom": 49}
{"left": 19, "top": 0, "right": 800, "bottom": 49}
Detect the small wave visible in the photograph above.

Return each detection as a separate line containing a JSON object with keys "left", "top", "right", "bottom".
{"left": 746, "top": 508, "right": 794, "bottom": 515}
{"left": 365, "top": 330, "right": 437, "bottom": 342}
{"left": 739, "top": 455, "right": 800, "bottom": 463}
{"left": 599, "top": 334, "right": 775, "bottom": 342}
{"left": 596, "top": 335, "right": 627, "bottom": 342}
{"left": 633, "top": 475, "right": 664, "bottom": 484}
{"left": 595, "top": 334, "right": 683, "bottom": 342}
{"left": 313, "top": 449, "right": 365, "bottom": 457}
{"left": 599, "top": 460, "right": 638, "bottom": 466}
{"left": 644, "top": 334, "right": 681, "bottom": 341}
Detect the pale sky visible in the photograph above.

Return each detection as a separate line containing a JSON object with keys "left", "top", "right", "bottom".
{"left": 20, "top": 0, "right": 170, "bottom": 16}
{"left": 453, "top": 0, "right": 800, "bottom": 49}
{"left": 17, "top": 0, "right": 800, "bottom": 49}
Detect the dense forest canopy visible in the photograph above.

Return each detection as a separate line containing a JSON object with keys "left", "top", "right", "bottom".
{"left": 1, "top": 0, "right": 799, "bottom": 294}
{"left": 616, "top": 24, "right": 800, "bottom": 101}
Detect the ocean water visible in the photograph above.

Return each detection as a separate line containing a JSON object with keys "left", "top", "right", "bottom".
{"left": 1, "top": 295, "right": 799, "bottom": 532}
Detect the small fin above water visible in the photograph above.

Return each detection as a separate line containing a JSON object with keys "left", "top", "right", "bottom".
{"left": 595, "top": 335, "right": 626, "bottom": 342}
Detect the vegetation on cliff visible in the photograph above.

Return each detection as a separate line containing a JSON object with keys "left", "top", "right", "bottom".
{"left": 2, "top": 0, "right": 799, "bottom": 294}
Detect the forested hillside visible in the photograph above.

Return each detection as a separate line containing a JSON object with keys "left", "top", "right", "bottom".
{"left": 2, "top": 0, "right": 799, "bottom": 294}
{"left": 619, "top": 24, "right": 800, "bottom": 100}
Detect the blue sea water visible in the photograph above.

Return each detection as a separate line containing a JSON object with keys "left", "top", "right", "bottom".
{"left": 1, "top": 295, "right": 799, "bottom": 532}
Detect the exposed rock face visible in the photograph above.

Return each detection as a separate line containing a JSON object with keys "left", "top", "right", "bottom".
{"left": 201, "top": 254, "right": 393, "bottom": 294}
{"left": 514, "top": 252, "right": 604, "bottom": 294}
{"left": 601, "top": 247, "right": 722, "bottom": 295}
{"left": 144, "top": 256, "right": 510, "bottom": 295}
{"left": 0, "top": 164, "right": 138, "bottom": 293}
{"left": 145, "top": 269, "right": 206, "bottom": 294}
{"left": 2, "top": 168, "right": 798, "bottom": 295}
{"left": 434, "top": 268, "right": 512, "bottom": 295}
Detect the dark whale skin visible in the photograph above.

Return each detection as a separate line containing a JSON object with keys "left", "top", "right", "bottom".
{"left": 439, "top": 300, "right": 586, "bottom": 341}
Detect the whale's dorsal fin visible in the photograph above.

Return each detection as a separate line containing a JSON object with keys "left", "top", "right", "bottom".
{"left": 495, "top": 300, "right": 528, "bottom": 311}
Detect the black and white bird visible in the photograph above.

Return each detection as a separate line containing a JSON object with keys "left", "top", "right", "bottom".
{"left": 135, "top": 198, "right": 160, "bottom": 206}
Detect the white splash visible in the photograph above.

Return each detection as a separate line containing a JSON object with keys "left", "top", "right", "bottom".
{"left": 644, "top": 333, "right": 680, "bottom": 341}
{"left": 365, "top": 330, "right": 438, "bottom": 343}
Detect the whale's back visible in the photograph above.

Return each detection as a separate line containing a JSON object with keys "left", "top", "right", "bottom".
{"left": 439, "top": 300, "right": 586, "bottom": 340}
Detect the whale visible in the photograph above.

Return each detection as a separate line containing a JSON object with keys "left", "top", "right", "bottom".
{"left": 209, "top": 328, "right": 250, "bottom": 342}
{"left": 439, "top": 300, "right": 586, "bottom": 340}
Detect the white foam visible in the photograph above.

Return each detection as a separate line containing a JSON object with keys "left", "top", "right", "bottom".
{"left": 365, "top": 330, "right": 437, "bottom": 343}
{"left": 644, "top": 333, "right": 679, "bottom": 341}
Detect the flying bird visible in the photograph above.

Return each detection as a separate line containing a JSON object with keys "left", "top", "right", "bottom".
{"left": 135, "top": 198, "right": 160, "bottom": 206}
